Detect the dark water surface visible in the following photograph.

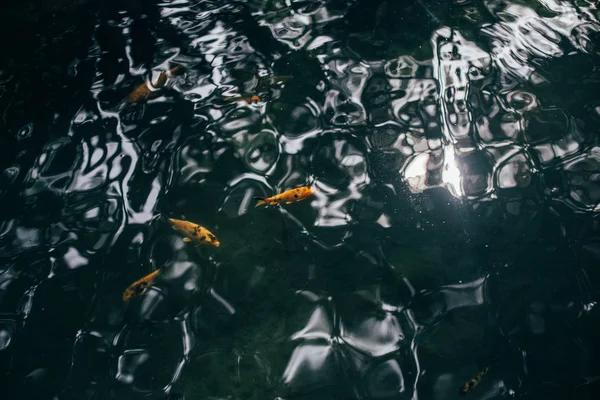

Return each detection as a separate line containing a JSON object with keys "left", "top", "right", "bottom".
{"left": 1, "top": 0, "right": 600, "bottom": 399}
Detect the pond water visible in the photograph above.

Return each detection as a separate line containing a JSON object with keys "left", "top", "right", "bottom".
{"left": 1, "top": 0, "right": 600, "bottom": 399}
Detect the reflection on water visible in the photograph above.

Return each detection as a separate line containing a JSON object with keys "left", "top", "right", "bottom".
{"left": 1, "top": 0, "right": 600, "bottom": 399}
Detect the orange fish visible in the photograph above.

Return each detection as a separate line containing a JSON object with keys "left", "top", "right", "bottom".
{"left": 167, "top": 217, "right": 220, "bottom": 247}
{"left": 127, "top": 65, "right": 183, "bottom": 103}
{"left": 123, "top": 265, "right": 166, "bottom": 302}
{"left": 224, "top": 95, "right": 260, "bottom": 104}
{"left": 254, "top": 186, "right": 315, "bottom": 207}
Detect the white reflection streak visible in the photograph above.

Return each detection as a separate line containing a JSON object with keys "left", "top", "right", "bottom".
{"left": 209, "top": 288, "right": 236, "bottom": 315}
{"left": 163, "top": 319, "right": 194, "bottom": 393}
{"left": 20, "top": 283, "right": 40, "bottom": 324}
{"left": 410, "top": 335, "right": 421, "bottom": 400}
{"left": 282, "top": 344, "right": 332, "bottom": 385}
{"left": 239, "top": 189, "right": 254, "bottom": 216}
{"left": 439, "top": 276, "right": 486, "bottom": 311}
{"left": 95, "top": 107, "right": 143, "bottom": 246}
{"left": 180, "top": 318, "right": 194, "bottom": 358}
{"left": 132, "top": 175, "right": 162, "bottom": 225}
{"left": 116, "top": 349, "right": 149, "bottom": 384}
{"left": 432, "top": 28, "right": 464, "bottom": 198}
{"left": 94, "top": 93, "right": 160, "bottom": 228}
{"left": 482, "top": 1, "right": 599, "bottom": 82}
{"left": 291, "top": 306, "right": 332, "bottom": 341}
{"left": 442, "top": 145, "right": 462, "bottom": 197}
{"left": 404, "top": 309, "right": 422, "bottom": 400}
{"left": 226, "top": 172, "right": 270, "bottom": 188}
{"left": 340, "top": 314, "right": 403, "bottom": 357}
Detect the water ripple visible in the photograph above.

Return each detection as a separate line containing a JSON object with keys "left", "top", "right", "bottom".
{"left": 0, "top": 0, "right": 599, "bottom": 399}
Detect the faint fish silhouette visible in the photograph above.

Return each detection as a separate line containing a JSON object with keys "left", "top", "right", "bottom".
{"left": 127, "top": 65, "right": 184, "bottom": 104}
{"left": 257, "top": 75, "right": 293, "bottom": 88}
{"left": 247, "top": 75, "right": 293, "bottom": 92}
{"left": 459, "top": 365, "right": 490, "bottom": 395}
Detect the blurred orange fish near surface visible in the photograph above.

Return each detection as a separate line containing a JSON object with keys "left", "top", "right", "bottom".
{"left": 224, "top": 95, "right": 260, "bottom": 104}
{"left": 254, "top": 186, "right": 315, "bottom": 207}
{"left": 459, "top": 366, "right": 490, "bottom": 395}
{"left": 166, "top": 217, "right": 220, "bottom": 247}
{"left": 123, "top": 265, "right": 166, "bottom": 302}
{"left": 127, "top": 65, "right": 183, "bottom": 103}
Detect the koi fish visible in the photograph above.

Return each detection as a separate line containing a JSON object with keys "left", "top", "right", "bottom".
{"left": 123, "top": 265, "right": 166, "bottom": 302}
{"left": 167, "top": 217, "right": 220, "bottom": 247}
{"left": 224, "top": 95, "right": 261, "bottom": 104}
{"left": 254, "top": 186, "right": 315, "bottom": 207}
{"left": 459, "top": 366, "right": 489, "bottom": 395}
{"left": 127, "top": 65, "right": 183, "bottom": 103}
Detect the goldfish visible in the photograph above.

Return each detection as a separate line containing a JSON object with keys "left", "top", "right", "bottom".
{"left": 254, "top": 186, "right": 315, "bottom": 207}
{"left": 127, "top": 65, "right": 183, "bottom": 103}
{"left": 166, "top": 217, "right": 220, "bottom": 247}
{"left": 123, "top": 265, "right": 166, "bottom": 302}
{"left": 459, "top": 366, "right": 489, "bottom": 395}
{"left": 224, "top": 95, "right": 261, "bottom": 104}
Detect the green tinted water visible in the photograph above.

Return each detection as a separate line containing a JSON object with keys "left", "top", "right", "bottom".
{"left": 0, "top": 1, "right": 600, "bottom": 400}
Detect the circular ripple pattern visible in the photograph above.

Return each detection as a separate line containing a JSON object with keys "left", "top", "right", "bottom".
{"left": 1, "top": 1, "right": 600, "bottom": 400}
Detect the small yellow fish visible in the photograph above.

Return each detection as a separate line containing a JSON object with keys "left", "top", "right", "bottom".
{"left": 123, "top": 265, "right": 165, "bottom": 302}
{"left": 167, "top": 217, "right": 220, "bottom": 247}
{"left": 224, "top": 95, "right": 261, "bottom": 104}
{"left": 254, "top": 186, "right": 315, "bottom": 207}
{"left": 127, "top": 65, "right": 183, "bottom": 103}
{"left": 459, "top": 366, "right": 489, "bottom": 395}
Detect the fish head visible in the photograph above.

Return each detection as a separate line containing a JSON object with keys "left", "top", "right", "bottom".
{"left": 202, "top": 231, "right": 220, "bottom": 247}
{"left": 300, "top": 187, "right": 314, "bottom": 197}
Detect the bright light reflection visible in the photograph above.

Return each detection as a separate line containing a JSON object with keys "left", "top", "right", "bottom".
{"left": 442, "top": 145, "right": 462, "bottom": 197}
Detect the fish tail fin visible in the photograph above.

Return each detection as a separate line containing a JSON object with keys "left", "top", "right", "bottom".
{"left": 155, "top": 202, "right": 185, "bottom": 222}
{"left": 254, "top": 196, "right": 267, "bottom": 207}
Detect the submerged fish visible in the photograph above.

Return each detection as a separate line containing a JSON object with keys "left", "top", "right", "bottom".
{"left": 257, "top": 75, "right": 293, "bottom": 89}
{"left": 123, "top": 265, "right": 166, "bottom": 302}
{"left": 127, "top": 65, "right": 183, "bottom": 103}
{"left": 254, "top": 186, "right": 315, "bottom": 207}
{"left": 224, "top": 95, "right": 261, "bottom": 104}
{"left": 459, "top": 366, "right": 489, "bottom": 395}
{"left": 167, "top": 217, "right": 220, "bottom": 247}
